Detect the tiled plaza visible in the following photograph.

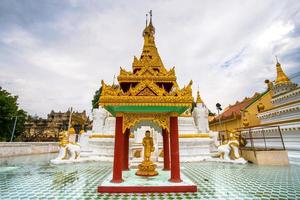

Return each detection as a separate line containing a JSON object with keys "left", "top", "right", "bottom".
{"left": 0, "top": 154, "right": 300, "bottom": 200}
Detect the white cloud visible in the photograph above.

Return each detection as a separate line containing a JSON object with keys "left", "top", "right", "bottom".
{"left": 256, "top": 21, "right": 295, "bottom": 48}
{"left": 0, "top": 0, "right": 300, "bottom": 117}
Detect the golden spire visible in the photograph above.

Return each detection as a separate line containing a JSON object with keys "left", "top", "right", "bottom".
{"left": 196, "top": 88, "right": 203, "bottom": 104}
{"left": 133, "top": 10, "right": 165, "bottom": 72}
{"left": 143, "top": 10, "right": 155, "bottom": 47}
{"left": 275, "top": 56, "right": 290, "bottom": 85}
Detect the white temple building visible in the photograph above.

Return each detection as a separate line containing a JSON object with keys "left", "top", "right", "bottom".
{"left": 241, "top": 61, "right": 300, "bottom": 165}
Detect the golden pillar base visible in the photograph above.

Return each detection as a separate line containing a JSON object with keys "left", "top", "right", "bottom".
{"left": 135, "top": 160, "right": 158, "bottom": 177}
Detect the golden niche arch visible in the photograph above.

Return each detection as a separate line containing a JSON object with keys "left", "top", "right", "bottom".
{"left": 119, "top": 113, "right": 171, "bottom": 133}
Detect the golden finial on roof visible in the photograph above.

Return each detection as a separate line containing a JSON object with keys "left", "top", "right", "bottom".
{"left": 143, "top": 10, "right": 155, "bottom": 41}
{"left": 196, "top": 87, "right": 203, "bottom": 104}
{"left": 136, "top": 10, "right": 166, "bottom": 72}
{"left": 275, "top": 56, "right": 290, "bottom": 85}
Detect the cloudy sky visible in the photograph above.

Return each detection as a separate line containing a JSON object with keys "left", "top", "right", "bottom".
{"left": 1, "top": 0, "right": 300, "bottom": 117}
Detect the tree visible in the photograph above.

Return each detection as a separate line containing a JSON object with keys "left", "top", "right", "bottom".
{"left": 92, "top": 86, "right": 102, "bottom": 109}
{"left": 0, "top": 87, "right": 27, "bottom": 141}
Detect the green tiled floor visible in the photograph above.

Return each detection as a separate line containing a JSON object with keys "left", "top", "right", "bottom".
{"left": 0, "top": 154, "right": 300, "bottom": 199}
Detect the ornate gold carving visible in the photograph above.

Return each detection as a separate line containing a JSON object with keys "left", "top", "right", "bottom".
{"left": 242, "top": 111, "right": 250, "bottom": 127}
{"left": 170, "top": 80, "right": 193, "bottom": 97}
{"left": 180, "top": 108, "right": 192, "bottom": 117}
{"left": 100, "top": 77, "right": 193, "bottom": 107}
{"left": 159, "top": 149, "right": 164, "bottom": 157}
{"left": 137, "top": 87, "right": 157, "bottom": 96}
{"left": 133, "top": 149, "right": 142, "bottom": 158}
{"left": 257, "top": 102, "right": 265, "bottom": 112}
{"left": 127, "top": 80, "right": 165, "bottom": 96}
{"left": 121, "top": 113, "right": 170, "bottom": 133}
{"left": 118, "top": 66, "right": 176, "bottom": 82}
{"left": 101, "top": 80, "right": 122, "bottom": 96}
{"left": 59, "top": 131, "right": 69, "bottom": 147}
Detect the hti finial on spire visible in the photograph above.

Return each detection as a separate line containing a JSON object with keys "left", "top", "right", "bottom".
{"left": 143, "top": 10, "right": 155, "bottom": 37}
{"left": 275, "top": 55, "right": 279, "bottom": 64}
{"left": 149, "top": 10, "right": 152, "bottom": 24}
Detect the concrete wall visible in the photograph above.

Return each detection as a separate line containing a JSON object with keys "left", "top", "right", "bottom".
{"left": 241, "top": 150, "right": 289, "bottom": 165}
{"left": 0, "top": 142, "right": 59, "bottom": 157}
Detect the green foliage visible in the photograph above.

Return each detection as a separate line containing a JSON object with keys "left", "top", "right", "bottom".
{"left": 92, "top": 86, "right": 102, "bottom": 109}
{"left": 0, "top": 87, "right": 27, "bottom": 141}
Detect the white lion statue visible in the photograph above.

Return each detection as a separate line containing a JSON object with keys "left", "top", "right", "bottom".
{"left": 217, "top": 133, "right": 247, "bottom": 163}
{"left": 52, "top": 131, "right": 81, "bottom": 162}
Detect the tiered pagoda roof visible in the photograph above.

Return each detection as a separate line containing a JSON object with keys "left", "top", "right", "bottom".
{"left": 100, "top": 12, "right": 193, "bottom": 116}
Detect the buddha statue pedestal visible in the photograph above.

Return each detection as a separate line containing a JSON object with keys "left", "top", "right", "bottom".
{"left": 136, "top": 160, "right": 158, "bottom": 176}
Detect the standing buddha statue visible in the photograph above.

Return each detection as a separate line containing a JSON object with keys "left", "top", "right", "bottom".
{"left": 135, "top": 130, "right": 158, "bottom": 176}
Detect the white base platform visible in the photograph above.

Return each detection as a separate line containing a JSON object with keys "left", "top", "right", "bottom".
{"left": 204, "top": 157, "right": 248, "bottom": 164}
{"left": 50, "top": 156, "right": 111, "bottom": 164}
{"left": 101, "top": 169, "right": 195, "bottom": 187}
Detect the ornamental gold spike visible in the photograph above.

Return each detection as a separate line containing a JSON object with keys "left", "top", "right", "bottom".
{"left": 196, "top": 90, "right": 203, "bottom": 104}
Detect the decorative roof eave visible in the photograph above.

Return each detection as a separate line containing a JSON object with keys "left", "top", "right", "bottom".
{"left": 100, "top": 79, "right": 193, "bottom": 111}
{"left": 125, "top": 79, "right": 167, "bottom": 96}
{"left": 99, "top": 96, "right": 193, "bottom": 107}
{"left": 117, "top": 66, "right": 176, "bottom": 83}
{"left": 132, "top": 56, "right": 165, "bottom": 69}
{"left": 101, "top": 79, "right": 192, "bottom": 97}
{"left": 118, "top": 75, "right": 176, "bottom": 83}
